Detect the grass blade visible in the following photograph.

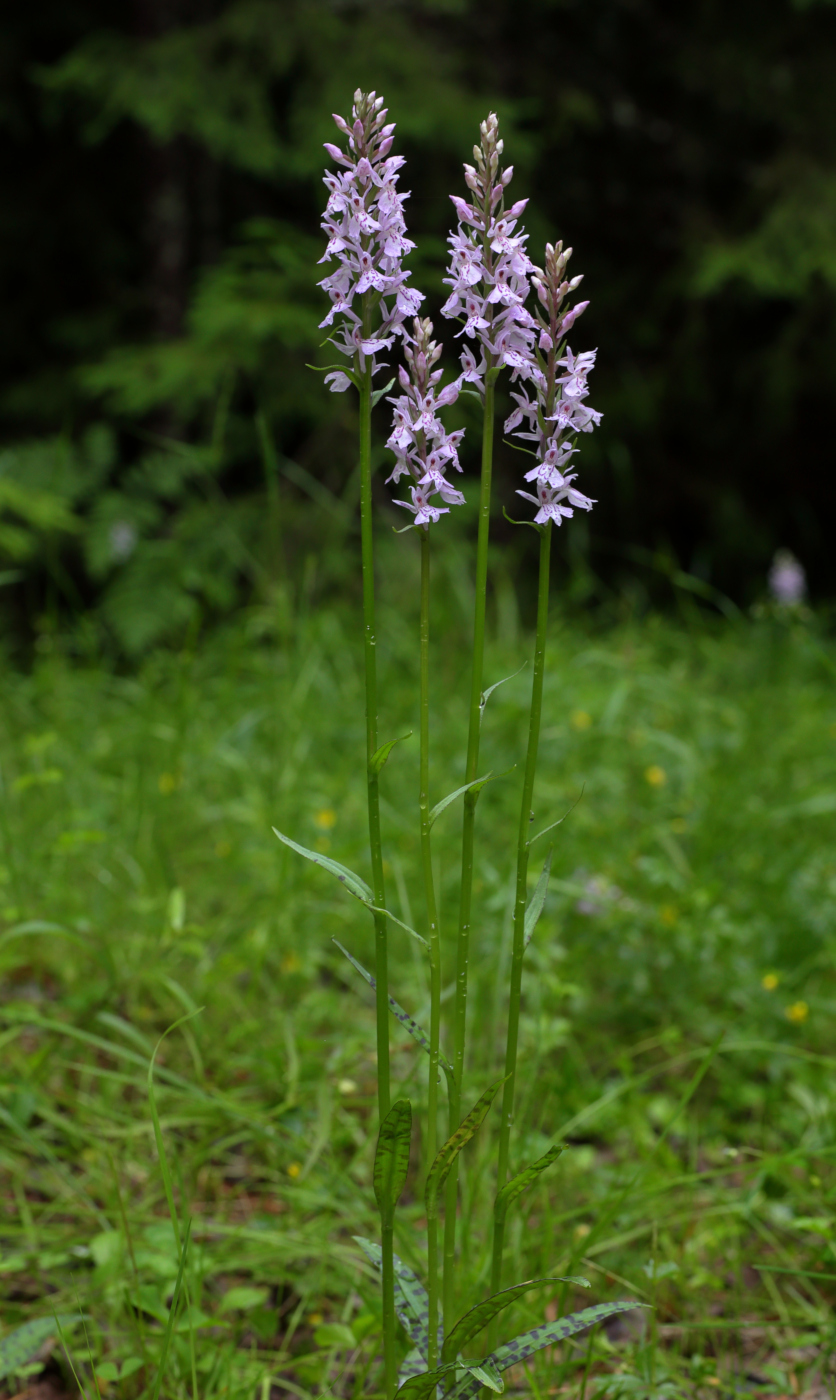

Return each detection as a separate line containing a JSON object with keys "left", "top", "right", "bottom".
{"left": 425, "top": 1076, "right": 506, "bottom": 1218}
{"left": 149, "top": 1218, "right": 192, "bottom": 1400}
{"left": 494, "top": 1143, "right": 564, "bottom": 1226}
{"left": 523, "top": 846, "right": 553, "bottom": 947}
{"left": 442, "top": 1276, "right": 587, "bottom": 1362}
{"left": 374, "top": 1098, "right": 413, "bottom": 1219}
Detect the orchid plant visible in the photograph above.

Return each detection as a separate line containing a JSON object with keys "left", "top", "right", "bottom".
{"left": 275, "top": 90, "right": 640, "bottom": 1400}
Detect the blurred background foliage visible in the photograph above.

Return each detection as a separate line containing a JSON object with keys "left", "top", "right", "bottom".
{"left": 1, "top": 0, "right": 835, "bottom": 653}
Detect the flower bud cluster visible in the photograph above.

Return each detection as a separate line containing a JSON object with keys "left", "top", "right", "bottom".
{"left": 386, "top": 319, "right": 466, "bottom": 527}
{"left": 507, "top": 242, "right": 601, "bottom": 526}
{"left": 441, "top": 113, "right": 538, "bottom": 391}
{"left": 318, "top": 89, "right": 423, "bottom": 392}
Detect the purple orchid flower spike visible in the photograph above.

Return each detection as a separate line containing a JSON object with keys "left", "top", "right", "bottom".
{"left": 441, "top": 112, "right": 538, "bottom": 392}
{"left": 387, "top": 317, "right": 466, "bottom": 528}
{"left": 318, "top": 89, "right": 423, "bottom": 389}
{"left": 505, "top": 241, "right": 600, "bottom": 524}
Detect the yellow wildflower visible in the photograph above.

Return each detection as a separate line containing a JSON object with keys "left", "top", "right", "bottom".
{"left": 761, "top": 972, "right": 779, "bottom": 992}
{"left": 571, "top": 710, "right": 592, "bottom": 731}
{"left": 645, "top": 765, "right": 666, "bottom": 787}
{"left": 785, "top": 1001, "right": 809, "bottom": 1024}
{"left": 315, "top": 807, "right": 337, "bottom": 830}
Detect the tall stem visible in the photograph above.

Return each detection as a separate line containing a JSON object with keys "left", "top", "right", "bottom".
{"left": 358, "top": 352, "right": 394, "bottom": 1398}
{"left": 490, "top": 520, "right": 552, "bottom": 1303}
{"left": 420, "top": 529, "right": 442, "bottom": 1364}
{"left": 443, "top": 372, "right": 496, "bottom": 1329}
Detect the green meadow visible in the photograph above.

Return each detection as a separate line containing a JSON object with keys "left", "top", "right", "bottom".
{"left": 1, "top": 550, "right": 835, "bottom": 1399}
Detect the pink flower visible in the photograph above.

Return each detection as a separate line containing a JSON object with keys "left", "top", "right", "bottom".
{"left": 385, "top": 318, "right": 467, "bottom": 529}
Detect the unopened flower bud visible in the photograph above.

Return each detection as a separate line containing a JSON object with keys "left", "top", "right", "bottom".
{"left": 501, "top": 166, "right": 514, "bottom": 186}
{"left": 333, "top": 113, "right": 352, "bottom": 135}
{"left": 568, "top": 274, "right": 584, "bottom": 290}
{"left": 378, "top": 137, "right": 394, "bottom": 157}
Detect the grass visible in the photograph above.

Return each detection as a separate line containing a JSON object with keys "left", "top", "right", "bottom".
{"left": 1, "top": 542, "right": 836, "bottom": 1400}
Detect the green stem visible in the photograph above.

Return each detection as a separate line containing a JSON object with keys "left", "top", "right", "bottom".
{"left": 443, "top": 372, "right": 496, "bottom": 1330}
{"left": 358, "top": 349, "right": 394, "bottom": 1399}
{"left": 419, "top": 526, "right": 442, "bottom": 1366}
{"left": 382, "top": 1215, "right": 396, "bottom": 1400}
{"left": 490, "top": 520, "right": 552, "bottom": 1308}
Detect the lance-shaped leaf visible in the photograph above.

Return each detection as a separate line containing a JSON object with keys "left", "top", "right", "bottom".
{"left": 429, "top": 773, "right": 492, "bottom": 829}
{"left": 425, "top": 1077, "right": 507, "bottom": 1218}
{"left": 374, "top": 1099, "right": 412, "bottom": 1219}
{"left": 355, "top": 1238, "right": 439, "bottom": 1358}
{"left": 446, "top": 1303, "right": 648, "bottom": 1400}
{"left": 492, "top": 1302, "right": 648, "bottom": 1371}
{"left": 464, "top": 1359, "right": 504, "bottom": 1393}
{"left": 369, "top": 731, "right": 412, "bottom": 777}
{"left": 397, "top": 1362, "right": 458, "bottom": 1399}
{"left": 529, "top": 790, "right": 584, "bottom": 849}
{"left": 441, "top": 1275, "right": 588, "bottom": 1364}
{"left": 479, "top": 664, "right": 526, "bottom": 725}
{"left": 273, "top": 828, "right": 372, "bottom": 904}
{"left": 333, "top": 940, "right": 454, "bottom": 1090}
{"left": 494, "top": 1143, "right": 565, "bottom": 1227}
{"left": 398, "top": 1348, "right": 427, "bottom": 1385}
{"left": 371, "top": 377, "right": 396, "bottom": 408}
{"left": 397, "top": 1358, "right": 503, "bottom": 1400}
{"left": 523, "top": 847, "right": 553, "bottom": 947}
{"left": 274, "top": 830, "right": 427, "bottom": 946}
{"left": 0, "top": 1316, "right": 82, "bottom": 1381}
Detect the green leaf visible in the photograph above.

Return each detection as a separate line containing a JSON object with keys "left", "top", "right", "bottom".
{"left": 464, "top": 1359, "right": 504, "bottom": 1393}
{"left": 373, "top": 1098, "right": 413, "bottom": 1218}
{"left": 495, "top": 1144, "right": 565, "bottom": 1226}
{"left": 273, "top": 827, "right": 373, "bottom": 904}
{"left": 529, "top": 790, "right": 584, "bottom": 848}
{"left": 523, "top": 847, "right": 553, "bottom": 947}
{"left": 355, "top": 1238, "right": 437, "bottom": 1358}
{"left": 429, "top": 773, "right": 492, "bottom": 828}
{"left": 398, "top": 1347, "right": 427, "bottom": 1384}
{"left": 442, "top": 1276, "right": 586, "bottom": 1363}
{"left": 397, "top": 1363, "right": 458, "bottom": 1400}
{"left": 218, "top": 1285, "right": 269, "bottom": 1313}
{"left": 429, "top": 768, "right": 514, "bottom": 829}
{"left": 479, "top": 664, "right": 526, "bottom": 724}
{"left": 0, "top": 1316, "right": 82, "bottom": 1381}
{"left": 332, "top": 940, "right": 454, "bottom": 1087}
{"left": 371, "top": 377, "right": 396, "bottom": 407}
{"left": 315, "top": 1322, "right": 356, "bottom": 1349}
{"left": 425, "top": 1077, "right": 506, "bottom": 1218}
{"left": 491, "top": 1301, "right": 648, "bottom": 1371}
{"left": 369, "top": 731, "right": 412, "bottom": 777}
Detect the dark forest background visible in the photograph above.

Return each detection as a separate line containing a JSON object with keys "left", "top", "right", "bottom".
{"left": 1, "top": 0, "right": 835, "bottom": 653}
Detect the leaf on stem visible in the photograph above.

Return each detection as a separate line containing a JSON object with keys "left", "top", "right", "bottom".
{"left": 523, "top": 846, "right": 553, "bottom": 947}
{"left": 275, "top": 830, "right": 427, "bottom": 945}
{"left": 273, "top": 827, "right": 373, "bottom": 904}
{"left": 479, "top": 664, "right": 526, "bottom": 725}
{"left": 355, "top": 1238, "right": 439, "bottom": 1358}
{"left": 441, "top": 1276, "right": 586, "bottom": 1363}
{"left": 371, "top": 377, "right": 396, "bottom": 407}
{"left": 369, "top": 732, "right": 412, "bottom": 777}
{"left": 396, "top": 1362, "right": 458, "bottom": 1399}
{"left": 445, "top": 1302, "right": 649, "bottom": 1400}
{"left": 332, "top": 940, "right": 454, "bottom": 1087}
{"left": 494, "top": 1143, "right": 566, "bottom": 1225}
{"left": 490, "top": 1301, "right": 649, "bottom": 1371}
{"left": 529, "top": 789, "right": 584, "bottom": 848}
{"left": 373, "top": 1099, "right": 412, "bottom": 1218}
{"left": 429, "top": 769, "right": 513, "bottom": 829}
{"left": 425, "top": 1077, "right": 507, "bottom": 1218}
{"left": 398, "top": 1348, "right": 427, "bottom": 1385}
{"left": 0, "top": 1317, "right": 83, "bottom": 1381}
